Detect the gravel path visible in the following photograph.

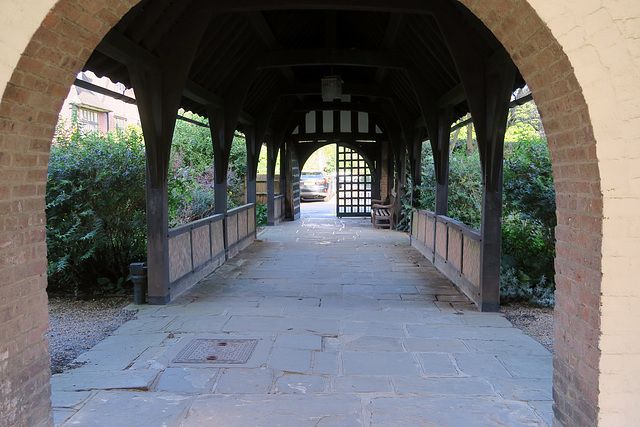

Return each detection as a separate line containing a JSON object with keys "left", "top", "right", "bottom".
{"left": 47, "top": 297, "right": 137, "bottom": 374}
{"left": 501, "top": 303, "right": 554, "bottom": 354}
{"left": 47, "top": 298, "right": 553, "bottom": 374}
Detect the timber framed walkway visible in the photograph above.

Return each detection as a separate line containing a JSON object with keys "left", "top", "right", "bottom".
{"left": 51, "top": 214, "right": 553, "bottom": 426}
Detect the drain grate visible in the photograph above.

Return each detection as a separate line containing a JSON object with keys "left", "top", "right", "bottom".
{"left": 172, "top": 339, "right": 258, "bottom": 364}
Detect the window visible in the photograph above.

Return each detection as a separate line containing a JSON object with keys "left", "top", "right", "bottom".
{"left": 78, "top": 108, "right": 99, "bottom": 132}
{"left": 115, "top": 116, "right": 127, "bottom": 130}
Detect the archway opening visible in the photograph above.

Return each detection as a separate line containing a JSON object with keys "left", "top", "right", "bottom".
{"left": 0, "top": 1, "right": 606, "bottom": 425}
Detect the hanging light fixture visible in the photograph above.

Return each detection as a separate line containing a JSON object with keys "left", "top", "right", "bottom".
{"left": 321, "top": 75, "right": 343, "bottom": 102}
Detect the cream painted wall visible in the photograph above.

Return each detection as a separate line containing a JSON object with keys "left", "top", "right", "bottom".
{"left": 0, "top": 0, "right": 56, "bottom": 100}
{"left": 1, "top": 0, "right": 640, "bottom": 424}
{"left": 529, "top": 0, "right": 640, "bottom": 424}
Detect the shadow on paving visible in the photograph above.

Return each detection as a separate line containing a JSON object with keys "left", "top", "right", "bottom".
{"left": 51, "top": 203, "right": 553, "bottom": 426}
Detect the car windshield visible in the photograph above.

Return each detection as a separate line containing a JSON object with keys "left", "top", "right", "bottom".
{"left": 301, "top": 172, "right": 324, "bottom": 179}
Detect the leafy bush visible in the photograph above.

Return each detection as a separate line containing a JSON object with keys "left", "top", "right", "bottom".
{"left": 256, "top": 204, "right": 268, "bottom": 226}
{"left": 420, "top": 144, "right": 482, "bottom": 228}
{"left": 417, "top": 102, "right": 556, "bottom": 306}
{"left": 168, "top": 145, "right": 215, "bottom": 227}
{"left": 46, "top": 123, "right": 146, "bottom": 297}
{"left": 500, "top": 135, "right": 556, "bottom": 306}
{"left": 169, "top": 113, "right": 247, "bottom": 217}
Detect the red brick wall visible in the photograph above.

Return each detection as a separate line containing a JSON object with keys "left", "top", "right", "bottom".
{"left": 0, "top": 0, "right": 603, "bottom": 426}
{"left": 460, "top": 1, "right": 602, "bottom": 424}
{"left": 0, "top": 1, "right": 138, "bottom": 425}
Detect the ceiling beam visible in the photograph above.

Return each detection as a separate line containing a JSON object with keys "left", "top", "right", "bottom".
{"left": 292, "top": 101, "right": 386, "bottom": 115}
{"left": 292, "top": 132, "right": 383, "bottom": 142}
{"left": 98, "top": 31, "right": 161, "bottom": 71}
{"left": 183, "top": 80, "right": 255, "bottom": 125}
{"left": 257, "top": 49, "right": 408, "bottom": 69}
{"left": 437, "top": 83, "right": 466, "bottom": 107}
{"left": 376, "top": 13, "right": 404, "bottom": 83}
{"left": 180, "top": 0, "right": 438, "bottom": 14}
{"left": 247, "top": 11, "right": 298, "bottom": 84}
{"left": 278, "top": 82, "right": 392, "bottom": 99}
{"left": 96, "top": 30, "right": 256, "bottom": 126}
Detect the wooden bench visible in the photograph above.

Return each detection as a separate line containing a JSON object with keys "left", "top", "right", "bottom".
{"left": 371, "top": 188, "right": 396, "bottom": 229}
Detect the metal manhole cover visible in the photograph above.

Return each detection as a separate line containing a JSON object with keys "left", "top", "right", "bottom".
{"left": 172, "top": 339, "right": 258, "bottom": 364}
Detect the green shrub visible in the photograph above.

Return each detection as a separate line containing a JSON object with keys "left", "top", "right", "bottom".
{"left": 256, "top": 204, "right": 268, "bottom": 226}
{"left": 46, "top": 124, "right": 146, "bottom": 297}
{"left": 418, "top": 117, "right": 556, "bottom": 306}
{"left": 420, "top": 144, "right": 482, "bottom": 228}
{"left": 500, "top": 135, "right": 556, "bottom": 306}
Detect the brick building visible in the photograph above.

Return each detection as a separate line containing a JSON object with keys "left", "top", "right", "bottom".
{"left": 59, "top": 71, "right": 140, "bottom": 133}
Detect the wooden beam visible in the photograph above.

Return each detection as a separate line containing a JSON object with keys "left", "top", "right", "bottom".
{"left": 183, "top": 80, "right": 255, "bottom": 125}
{"left": 98, "top": 31, "right": 161, "bottom": 71}
{"left": 96, "top": 30, "right": 257, "bottom": 126}
{"left": 257, "top": 49, "right": 408, "bottom": 69}
{"left": 182, "top": 0, "right": 439, "bottom": 13}
{"left": 433, "top": 105, "right": 453, "bottom": 215}
{"left": 376, "top": 13, "right": 404, "bottom": 83}
{"left": 279, "top": 83, "right": 392, "bottom": 99}
{"left": 438, "top": 83, "right": 465, "bottom": 108}
{"left": 127, "top": 1, "right": 213, "bottom": 305}
{"left": 292, "top": 102, "right": 386, "bottom": 115}
{"left": 247, "top": 11, "right": 299, "bottom": 86}
{"left": 291, "top": 131, "right": 383, "bottom": 142}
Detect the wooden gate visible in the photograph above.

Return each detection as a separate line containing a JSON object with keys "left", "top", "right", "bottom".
{"left": 336, "top": 144, "right": 372, "bottom": 217}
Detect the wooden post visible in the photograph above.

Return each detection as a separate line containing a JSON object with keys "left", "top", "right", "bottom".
{"left": 207, "top": 105, "right": 229, "bottom": 215}
{"left": 245, "top": 125, "right": 257, "bottom": 205}
{"left": 433, "top": 105, "right": 453, "bottom": 216}
{"left": 433, "top": 1, "right": 516, "bottom": 311}
{"left": 266, "top": 139, "right": 277, "bottom": 225}
{"left": 477, "top": 62, "right": 517, "bottom": 312}
{"left": 409, "top": 131, "right": 423, "bottom": 208}
{"left": 126, "top": 4, "right": 213, "bottom": 304}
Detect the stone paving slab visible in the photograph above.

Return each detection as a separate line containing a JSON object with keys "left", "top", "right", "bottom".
{"left": 182, "top": 394, "right": 364, "bottom": 426}
{"left": 52, "top": 213, "right": 553, "bottom": 426}
{"left": 366, "top": 395, "right": 545, "bottom": 426}
{"left": 51, "top": 369, "right": 160, "bottom": 391}
{"left": 61, "top": 391, "right": 195, "bottom": 427}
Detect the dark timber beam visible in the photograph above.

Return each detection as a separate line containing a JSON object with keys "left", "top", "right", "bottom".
{"left": 247, "top": 11, "right": 300, "bottom": 99}
{"left": 292, "top": 132, "right": 383, "bottom": 143}
{"left": 127, "top": 2, "right": 213, "bottom": 305}
{"left": 430, "top": 105, "right": 454, "bottom": 215}
{"left": 186, "top": 0, "right": 440, "bottom": 13}
{"left": 245, "top": 124, "right": 258, "bottom": 205}
{"left": 279, "top": 83, "right": 392, "bottom": 99}
{"left": 257, "top": 49, "right": 408, "bottom": 70}
{"left": 376, "top": 13, "right": 404, "bottom": 83}
{"left": 434, "top": 0, "right": 517, "bottom": 311}
{"left": 96, "top": 30, "right": 257, "bottom": 127}
{"left": 183, "top": 80, "right": 255, "bottom": 125}
{"left": 292, "top": 102, "right": 386, "bottom": 115}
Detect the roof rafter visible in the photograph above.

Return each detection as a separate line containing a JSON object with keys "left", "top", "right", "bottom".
{"left": 256, "top": 49, "right": 408, "bottom": 69}
{"left": 95, "top": 30, "right": 256, "bottom": 126}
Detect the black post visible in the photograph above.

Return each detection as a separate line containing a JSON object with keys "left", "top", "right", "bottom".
{"left": 434, "top": 105, "right": 453, "bottom": 216}
{"left": 129, "top": 262, "right": 148, "bottom": 305}
{"left": 266, "top": 140, "right": 277, "bottom": 225}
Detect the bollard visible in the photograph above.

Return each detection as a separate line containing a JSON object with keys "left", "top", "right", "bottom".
{"left": 129, "top": 262, "right": 148, "bottom": 305}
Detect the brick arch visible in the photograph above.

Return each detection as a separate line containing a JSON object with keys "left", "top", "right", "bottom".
{"left": 0, "top": 0, "right": 601, "bottom": 425}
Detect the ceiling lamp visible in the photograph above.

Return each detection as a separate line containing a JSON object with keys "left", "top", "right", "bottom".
{"left": 321, "top": 75, "right": 343, "bottom": 102}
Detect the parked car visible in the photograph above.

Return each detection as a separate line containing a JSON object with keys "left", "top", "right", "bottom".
{"left": 300, "top": 171, "right": 330, "bottom": 200}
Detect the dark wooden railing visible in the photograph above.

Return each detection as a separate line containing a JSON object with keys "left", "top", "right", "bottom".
{"left": 273, "top": 194, "right": 285, "bottom": 223}
{"left": 168, "top": 203, "right": 256, "bottom": 296}
{"left": 412, "top": 209, "right": 481, "bottom": 306}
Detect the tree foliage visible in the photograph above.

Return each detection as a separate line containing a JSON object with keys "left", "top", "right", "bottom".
{"left": 46, "top": 120, "right": 146, "bottom": 296}
{"left": 417, "top": 96, "right": 556, "bottom": 306}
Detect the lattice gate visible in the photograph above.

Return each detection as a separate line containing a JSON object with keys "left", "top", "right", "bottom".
{"left": 336, "top": 144, "right": 372, "bottom": 217}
